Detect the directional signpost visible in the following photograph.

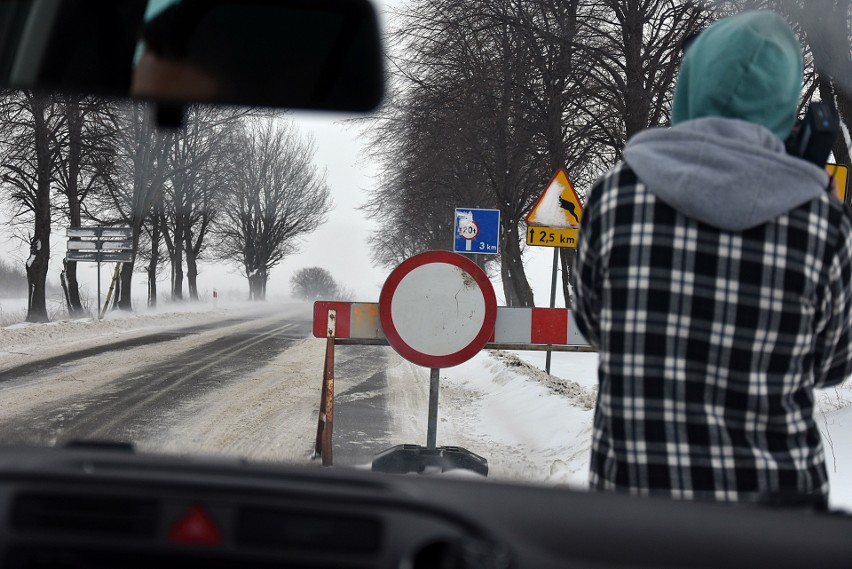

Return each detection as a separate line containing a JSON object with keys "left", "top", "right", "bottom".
{"left": 66, "top": 227, "right": 134, "bottom": 319}
{"left": 453, "top": 208, "right": 499, "bottom": 255}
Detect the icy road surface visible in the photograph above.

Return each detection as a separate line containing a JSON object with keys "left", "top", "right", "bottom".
{"left": 1, "top": 301, "right": 851, "bottom": 511}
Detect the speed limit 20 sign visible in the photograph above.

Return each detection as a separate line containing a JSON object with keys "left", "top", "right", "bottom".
{"left": 453, "top": 208, "right": 499, "bottom": 255}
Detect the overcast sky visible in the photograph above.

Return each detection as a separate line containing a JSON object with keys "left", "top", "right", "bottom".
{"left": 0, "top": 0, "right": 567, "bottom": 312}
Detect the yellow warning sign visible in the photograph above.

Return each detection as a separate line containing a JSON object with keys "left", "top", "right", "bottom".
{"left": 527, "top": 227, "right": 579, "bottom": 248}
{"left": 525, "top": 169, "right": 583, "bottom": 229}
{"left": 827, "top": 163, "right": 848, "bottom": 203}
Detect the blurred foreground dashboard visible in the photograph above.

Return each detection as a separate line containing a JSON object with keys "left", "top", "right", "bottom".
{"left": 0, "top": 446, "right": 849, "bottom": 569}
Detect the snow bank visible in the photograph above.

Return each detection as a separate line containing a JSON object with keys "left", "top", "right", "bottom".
{"left": 383, "top": 349, "right": 596, "bottom": 488}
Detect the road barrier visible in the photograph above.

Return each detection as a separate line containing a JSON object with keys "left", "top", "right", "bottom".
{"left": 311, "top": 301, "right": 592, "bottom": 467}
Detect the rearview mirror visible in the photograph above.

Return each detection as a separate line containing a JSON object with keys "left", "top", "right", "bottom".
{"left": 0, "top": 0, "right": 384, "bottom": 112}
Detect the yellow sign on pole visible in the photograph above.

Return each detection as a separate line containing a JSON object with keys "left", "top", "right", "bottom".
{"left": 827, "top": 163, "right": 848, "bottom": 203}
{"left": 525, "top": 169, "right": 584, "bottom": 248}
{"left": 527, "top": 227, "right": 579, "bottom": 247}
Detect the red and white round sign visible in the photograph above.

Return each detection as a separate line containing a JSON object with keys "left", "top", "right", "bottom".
{"left": 458, "top": 218, "right": 479, "bottom": 240}
{"left": 379, "top": 251, "right": 497, "bottom": 368}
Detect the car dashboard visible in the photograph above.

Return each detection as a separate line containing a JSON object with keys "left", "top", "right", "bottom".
{"left": 0, "top": 446, "right": 849, "bottom": 569}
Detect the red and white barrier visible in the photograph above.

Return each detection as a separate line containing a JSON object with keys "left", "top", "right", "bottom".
{"left": 313, "top": 302, "right": 589, "bottom": 347}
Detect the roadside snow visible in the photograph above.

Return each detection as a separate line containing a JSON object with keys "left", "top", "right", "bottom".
{"left": 384, "top": 349, "right": 596, "bottom": 487}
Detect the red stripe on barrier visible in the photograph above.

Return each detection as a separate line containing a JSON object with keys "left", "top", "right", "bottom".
{"left": 313, "top": 302, "right": 352, "bottom": 338}
{"left": 531, "top": 308, "right": 568, "bottom": 344}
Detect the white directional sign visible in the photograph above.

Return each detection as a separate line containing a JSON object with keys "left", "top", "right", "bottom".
{"left": 67, "top": 227, "right": 132, "bottom": 238}
{"left": 66, "top": 250, "right": 133, "bottom": 263}
{"left": 379, "top": 251, "right": 497, "bottom": 368}
{"left": 67, "top": 240, "right": 134, "bottom": 251}
{"left": 65, "top": 226, "right": 134, "bottom": 265}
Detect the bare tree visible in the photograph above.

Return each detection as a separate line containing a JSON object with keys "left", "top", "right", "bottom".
{"left": 0, "top": 91, "right": 60, "bottom": 322}
{"left": 370, "top": 0, "right": 711, "bottom": 308}
{"left": 158, "top": 107, "right": 246, "bottom": 302}
{"left": 291, "top": 267, "right": 343, "bottom": 300}
{"left": 53, "top": 95, "right": 117, "bottom": 316}
{"left": 217, "top": 119, "right": 331, "bottom": 300}
{"left": 102, "top": 102, "right": 175, "bottom": 310}
{"left": 369, "top": 0, "right": 555, "bottom": 306}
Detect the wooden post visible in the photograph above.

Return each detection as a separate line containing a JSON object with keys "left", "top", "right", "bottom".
{"left": 99, "top": 263, "right": 122, "bottom": 319}
{"left": 314, "top": 309, "right": 336, "bottom": 466}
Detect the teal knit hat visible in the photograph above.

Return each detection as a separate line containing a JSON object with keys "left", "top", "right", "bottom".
{"left": 671, "top": 11, "right": 803, "bottom": 140}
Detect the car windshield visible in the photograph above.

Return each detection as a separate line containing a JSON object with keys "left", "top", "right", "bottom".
{"left": 0, "top": 0, "right": 851, "bottom": 512}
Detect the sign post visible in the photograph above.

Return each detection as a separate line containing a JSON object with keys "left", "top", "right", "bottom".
{"left": 66, "top": 227, "right": 134, "bottom": 319}
{"left": 372, "top": 251, "right": 496, "bottom": 475}
{"left": 525, "top": 169, "right": 584, "bottom": 374}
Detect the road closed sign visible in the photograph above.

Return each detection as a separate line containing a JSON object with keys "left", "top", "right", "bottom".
{"left": 379, "top": 251, "right": 497, "bottom": 368}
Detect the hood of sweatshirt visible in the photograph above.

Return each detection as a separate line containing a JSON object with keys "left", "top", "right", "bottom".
{"left": 623, "top": 117, "right": 829, "bottom": 231}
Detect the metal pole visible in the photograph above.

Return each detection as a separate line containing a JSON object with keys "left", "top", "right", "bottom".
{"left": 545, "top": 248, "right": 558, "bottom": 374}
{"left": 426, "top": 367, "right": 440, "bottom": 450}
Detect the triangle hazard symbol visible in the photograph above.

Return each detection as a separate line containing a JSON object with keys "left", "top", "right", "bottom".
{"left": 525, "top": 169, "right": 583, "bottom": 229}
{"left": 168, "top": 505, "right": 223, "bottom": 546}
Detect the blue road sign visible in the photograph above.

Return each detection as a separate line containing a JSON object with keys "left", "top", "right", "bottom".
{"left": 453, "top": 208, "right": 500, "bottom": 255}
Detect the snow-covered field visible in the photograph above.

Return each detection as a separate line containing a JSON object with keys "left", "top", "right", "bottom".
{"left": 1, "top": 302, "right": 851, "bottom": 513}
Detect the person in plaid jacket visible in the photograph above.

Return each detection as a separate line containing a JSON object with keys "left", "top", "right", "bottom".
{"left": 574, "top": 11, "right": 852, "bottom": 508}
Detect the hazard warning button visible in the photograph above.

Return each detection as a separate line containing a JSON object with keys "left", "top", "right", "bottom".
{"left": 168, "top": 505, "right": 223, "bottom": 546}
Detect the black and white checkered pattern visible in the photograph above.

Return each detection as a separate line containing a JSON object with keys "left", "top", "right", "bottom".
{"left": 574, "top": 163, "right": 852, "bottom": 505}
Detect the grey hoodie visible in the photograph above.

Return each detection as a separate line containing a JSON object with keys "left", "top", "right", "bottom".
{"left": 623, "top": 117, "right": 830, "bottom": 231}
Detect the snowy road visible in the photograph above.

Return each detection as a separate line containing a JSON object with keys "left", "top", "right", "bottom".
{"left": 0, "top": 309, "right": 395, "bottom": 467}
{"left": 4, "top": 303, "right": 849, "bottom": 509}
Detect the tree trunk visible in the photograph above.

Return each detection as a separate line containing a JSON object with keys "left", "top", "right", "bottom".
{"left": 171, "top": 252, "right": 184, "bottom": 300}
{"left": 248, "top": 273, "right": 261, "bottom": 301}
{"left": 25, "top": 234, "right": 50, "bottom": 323}
{"left": 560, "top": 248, "right": 575, "bottom": 308}
{"left": 185, "top": 230, "right": 199, "bottom": 301}
{"left": 171, "top": 216, "right": 184, "bottom": 301}
{"left": 25, "top": 94, "right": 52, "bottom": 323}
{"left": 500, "top": 256, "right": 517, "bottom": 306}
{"left": 500, "top": 219, "right": 535, "bottom": 307}
{"left": 117, "top": 226, "right": 139, "bottom": 311}
{"left": 60, "top": 262, "right": 72, "bottom": 313}
{"left": 148, "top": 214, "right": 161, "bottom": 308}
{"left": 147, "top": 264, "right": 158, "bottom": 308}
{"left": 65, "top": 198, "right": 85, "bottom": 316}
{"left": 64, "top": 99, "right": 85, "bottom": 316}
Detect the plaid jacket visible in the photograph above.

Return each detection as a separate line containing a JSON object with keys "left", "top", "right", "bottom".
{"left": 574, "top": 163, "right": 852, "bottom": 505}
